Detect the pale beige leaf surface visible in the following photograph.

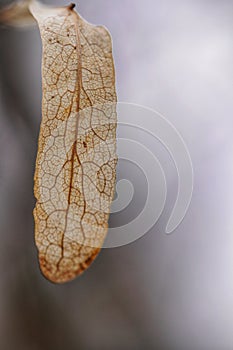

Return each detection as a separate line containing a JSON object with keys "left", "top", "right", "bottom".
{"left": 30, "top": 1, "right": 117, "bottom": 283}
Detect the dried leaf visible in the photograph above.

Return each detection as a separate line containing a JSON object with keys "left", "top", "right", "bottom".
{"left": 0, "top": 0, "right": 117, "bottom": 283}
{"left": 29, "top": 1, "right": 117, "bottom": 283}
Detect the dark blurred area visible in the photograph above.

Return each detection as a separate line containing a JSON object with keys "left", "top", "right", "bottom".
{"left": 0, "top": 0, "right": 233, "bottom": 349}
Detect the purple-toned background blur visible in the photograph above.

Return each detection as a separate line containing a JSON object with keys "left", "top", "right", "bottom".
{"left": 0, "top": 0, "right": 233, "bottom": 349}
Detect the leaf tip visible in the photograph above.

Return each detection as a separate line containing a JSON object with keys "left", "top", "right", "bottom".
{"left": 68, "top": 3, "right": 76, "bottom": 11}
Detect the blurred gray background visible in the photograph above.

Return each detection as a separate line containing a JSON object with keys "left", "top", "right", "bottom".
{"left": 0, "top": 0, "right": 233, "bottom": 349}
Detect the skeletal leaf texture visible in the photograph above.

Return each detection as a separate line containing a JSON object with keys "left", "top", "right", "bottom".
{"left": 30, "top": 1, "right": 117, "bottom": 283}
